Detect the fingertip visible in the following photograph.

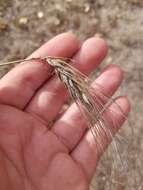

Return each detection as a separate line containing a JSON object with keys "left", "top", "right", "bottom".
{"left": 94, "top": 64, "right": 124, "bottom": 95}
{"left": 83, "top": 37, "right": 108, "bottom": 59}
{"left": 30, "top": 32, "right": 80, "bottom": 58}
{"left": 73, "top": 37, "right": 108, "bottom": 74}
{"left": 53, "top": 31, "right": 80, "bottom": 47}
{"left": 102, "top": 64, "right": 124, "bottom": 82}
{"left": 54, "top": 32, "right": 80, "bottom": 53}
{"left": 61, "top": 32, "right": 80, "bottom": 47}
{"left": 115, "top": 96, "right": 131, "bottom": 114}
{"left": 102, "top": 64, "right": 123, "bottom": 76}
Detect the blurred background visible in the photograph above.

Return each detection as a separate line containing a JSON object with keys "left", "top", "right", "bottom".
{"left": 0, "top": 0, "right": 143, "bottom": 189}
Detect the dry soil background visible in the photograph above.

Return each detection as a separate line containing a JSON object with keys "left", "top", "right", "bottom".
{"left": 0, "top": 0, "right": 143, "bottom": 190}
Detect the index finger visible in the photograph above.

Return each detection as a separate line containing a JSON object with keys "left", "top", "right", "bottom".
{"left": 0, "top": 33, "right": 79, "bottom": 109}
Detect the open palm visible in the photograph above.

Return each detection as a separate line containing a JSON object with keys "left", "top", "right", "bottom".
{"left": 0, "top": 33, "right": 130, "bottom": 190}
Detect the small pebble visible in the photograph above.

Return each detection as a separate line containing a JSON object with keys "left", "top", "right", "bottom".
{"left": 19, "top": 17, "right": 28, "bottom": 25}
{"left": 94, "top": 33, "right": 103, "bottom": 38}
{"left": 37, "top": 11, "right": 44, "bottom": 19}
{"left": 106, "top": 56, "right": 113, "bottom": 64}
{"left": 84, "top": 4, "right": 90, "bottom": 13}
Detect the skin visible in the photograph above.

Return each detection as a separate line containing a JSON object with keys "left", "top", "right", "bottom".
{"left": 0, "top": 33, "right": 130, "bottom": 190}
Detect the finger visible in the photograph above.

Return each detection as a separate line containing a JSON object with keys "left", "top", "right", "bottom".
{"left": 26, "top": 37, "right": 108, "bottom": 124}
{"left": 29, "top": 32, "right": 79, "bottom": 58}
{"left": 0, "top": 33, "right": 79, "bottom": 109}
{"left": 71, "top": 97, "right": 130, "bottom": 181}
{"left": 52, "top": 65, "right": 123, "bottom": 151}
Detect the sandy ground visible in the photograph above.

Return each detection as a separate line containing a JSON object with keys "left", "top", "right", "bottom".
{"left": 0, "top": 0, "right": 143, "bottom": 189}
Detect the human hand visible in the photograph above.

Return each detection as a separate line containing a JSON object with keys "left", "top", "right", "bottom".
{"left": 0, "top": 33, "right": 130, "bottom": 190}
